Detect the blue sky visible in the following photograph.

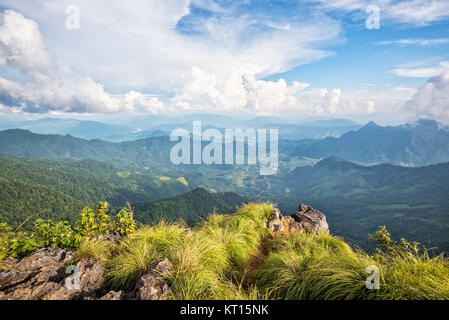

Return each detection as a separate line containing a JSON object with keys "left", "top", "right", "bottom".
{"left": 0, "top": 0, "right": 448, "bottom": 124}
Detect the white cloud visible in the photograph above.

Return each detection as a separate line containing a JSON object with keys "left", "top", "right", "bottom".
{"left": 0, "top": 2, "right": 345, "bottom": 115}
{"left": 0, "top": 2, "right": 433, "bottom": 119}
{"left": 124, "top": 91, "right": 165, "bottom": 114}
{"left": 0, "top": 0, "right": 341, "bottom": 91}
{"left": 406, "top": 70, "right": 449, "bottom": 123}
{"left": 376, "top": 38, "right": 449, "bottom": 46}
{"left": 0, "top": 10, "right": 122, "bottom": 113}
{"left": 0, "top": 10, "right": 53, "bottom": 71}
{"left": 392, "top": 60, "right": 449, "bottom": 78}
{"left": 171, "top": 66, "right": 310, "bottom": 114}
{"left": 309, "top": 0, "right": 449, "bottom": 25}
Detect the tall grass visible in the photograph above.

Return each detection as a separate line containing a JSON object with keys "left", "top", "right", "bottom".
{"left": 167, "top": 203, "right": 274, "bottom": 300}
{"left": 75, "top": 237, "right": 112, "bottom": 263}
{"left": 105, "top": 220, "right": 186, "bottom": 291}
{"left": 76, "top": 202, "right": 449, "bottom": 300}
{"left": 379, "top": 248, "right": 449, "bottom": 299}
{"left": 256, "top": 231, "right": 449, "bottom": 300}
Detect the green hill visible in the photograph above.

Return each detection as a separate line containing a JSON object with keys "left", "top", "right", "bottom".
{"left": 0, "top": 156, "right": 191, "bottom": 229}
{"left": 133, "top": 188, "right": 250, "bottom": 226}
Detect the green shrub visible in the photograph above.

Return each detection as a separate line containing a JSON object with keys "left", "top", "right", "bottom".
{"left": 33, "top": 219, "right": 82, "bottom": 249}
{"left": 76, "top": 202, "right": 112, "bottom": 236}
{"left": 113, "top": 206, "right": 135, "bottom": 236}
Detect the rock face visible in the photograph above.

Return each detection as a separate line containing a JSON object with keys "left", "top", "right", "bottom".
{"left": 266, "top": 204, "right": 329, "bottom": 235}
{"left": 0, "top": 246, "right": 173, "bottom": 300}
{"left": 0, "top": 247, "right": 76, "bottom": 300}
{"left": 0, "top": 248, "right": 105, "bottom": 300}
{"left": 45, "top": 258, "right": 105, "bottom": 300}
{"left": 137, "top": 258, "right": 172, "bottom": 300}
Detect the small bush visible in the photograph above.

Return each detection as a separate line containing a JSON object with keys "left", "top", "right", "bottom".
{"left": 33, "top": 219, "right": 82, "bottom": 249}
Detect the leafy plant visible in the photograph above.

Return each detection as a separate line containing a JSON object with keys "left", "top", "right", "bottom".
{"left": 76, "top": 202, "right": 112, "bottom": 236}
{"left": 113, "top": 204, "right": 135, "bottom": 236}
{"left": 33, "top": 219, "right": 82, "bottom": 249}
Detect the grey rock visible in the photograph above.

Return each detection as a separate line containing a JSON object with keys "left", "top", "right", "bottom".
{"left": 293, "top": 204, "right": 329, "bottom": 234}
{"left": 45, "top": 259, "right": 105, "bottom": 300}
{"left": 0, "top": 247, "right": 75, "bottom": 300}
{"left": 265, "top": 205, "right": 329, "bottom": 235}
{"left": 137, "top": 258, "right": 172, "bottom": 300}
{"left": 0, "top": 247, "right": 106, "bottom": 300}
{"left": 99, "top": 290, "right": 125, "bottom": 300}
{"left": 266, "top": 208, "right": 284, "bottom": 233}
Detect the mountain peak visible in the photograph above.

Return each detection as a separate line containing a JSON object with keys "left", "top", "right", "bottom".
{"left": 314, "top": 156, "right": 361, "bottom": 171}
{"left": 363, "top": 121, "right": 379, "bottom": 129}
{"left": 314, "top": 156, "right": 346, "bottom": 167}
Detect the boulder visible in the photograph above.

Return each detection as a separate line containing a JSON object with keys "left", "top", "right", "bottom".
{"left": 265, "top": 208, "right": 284, "bottom": 233}
{"left": 137, "top": 258, "right": 172, "bottom": 300}
{"left": 266, "top": 205, "right": 329, "bottom": 235}
{"left": 293, "top": 204, "right": 329, "bottom": 234}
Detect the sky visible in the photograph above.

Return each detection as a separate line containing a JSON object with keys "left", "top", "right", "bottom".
{"left": 0, "top": 0, "right": 448, "bottom": 125}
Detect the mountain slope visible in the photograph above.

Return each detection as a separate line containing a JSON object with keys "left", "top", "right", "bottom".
{"left": 0, "top": 156, "right": 191, "bottom": 229}
{"left": 272, "top": 156, "right": 449, "bottom": 251}
{"left": 133, "top": 188, "right": 250, "bottom": 226}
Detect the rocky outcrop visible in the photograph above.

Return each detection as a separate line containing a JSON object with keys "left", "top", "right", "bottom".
{"left": 266, "top": 204, "right": 329, "bottom": 235}
{"left": 0, "top": 247, "right": 76, "bottom": 300}
{"left": 0, "top": 247, "right": 173, "bottom": 300}
{"left": 44, "top": 258, "right": 105, "bottom": 300}
{"left": 137, "top": 258, "right": 172, "bottom": 300}
{"left": 266, "top": 208, "right": 284, "bottom": 233}
{"left": 0, "top": 248, "right": 106, "bottom": 300}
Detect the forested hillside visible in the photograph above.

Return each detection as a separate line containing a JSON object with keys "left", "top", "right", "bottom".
{"left": 0, "top": 156, "right": 191, "bottom": 229}
{"left": 133, "top": 188, "right": 250, "bottom": 226}
{"left": 270, "top": 157, "right": 449, "bottom": 251}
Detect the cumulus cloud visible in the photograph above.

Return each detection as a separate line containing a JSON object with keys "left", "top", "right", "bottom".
{"left": 0, "top": 10, "right": 53, "bottom": 70}
{"left": 0, "top": 2, "right": 426, "bottom": 118}
{"left": 170, "top": 66, "right": 310, "bottom": 114}
{"left": 0, "top": 10, "right": 122, "bottom": 113}
{"left": 406, "top": 70, "right": 449, "bottom": 123}
{"left": 124, "top": 91, "right": 165, "bottom": 114}
{"left": 0, "top": 0, "right": 341, "bottom": 91}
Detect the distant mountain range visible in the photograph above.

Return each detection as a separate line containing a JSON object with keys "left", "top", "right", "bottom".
{"left": 0, "top": 116, "right": 361, "bottom": 141}
{"left": 284, "top": 119, "right": 449, "bottom": 166}
{"left": 2, "top": 119, "right": 449, "bottom": 167}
